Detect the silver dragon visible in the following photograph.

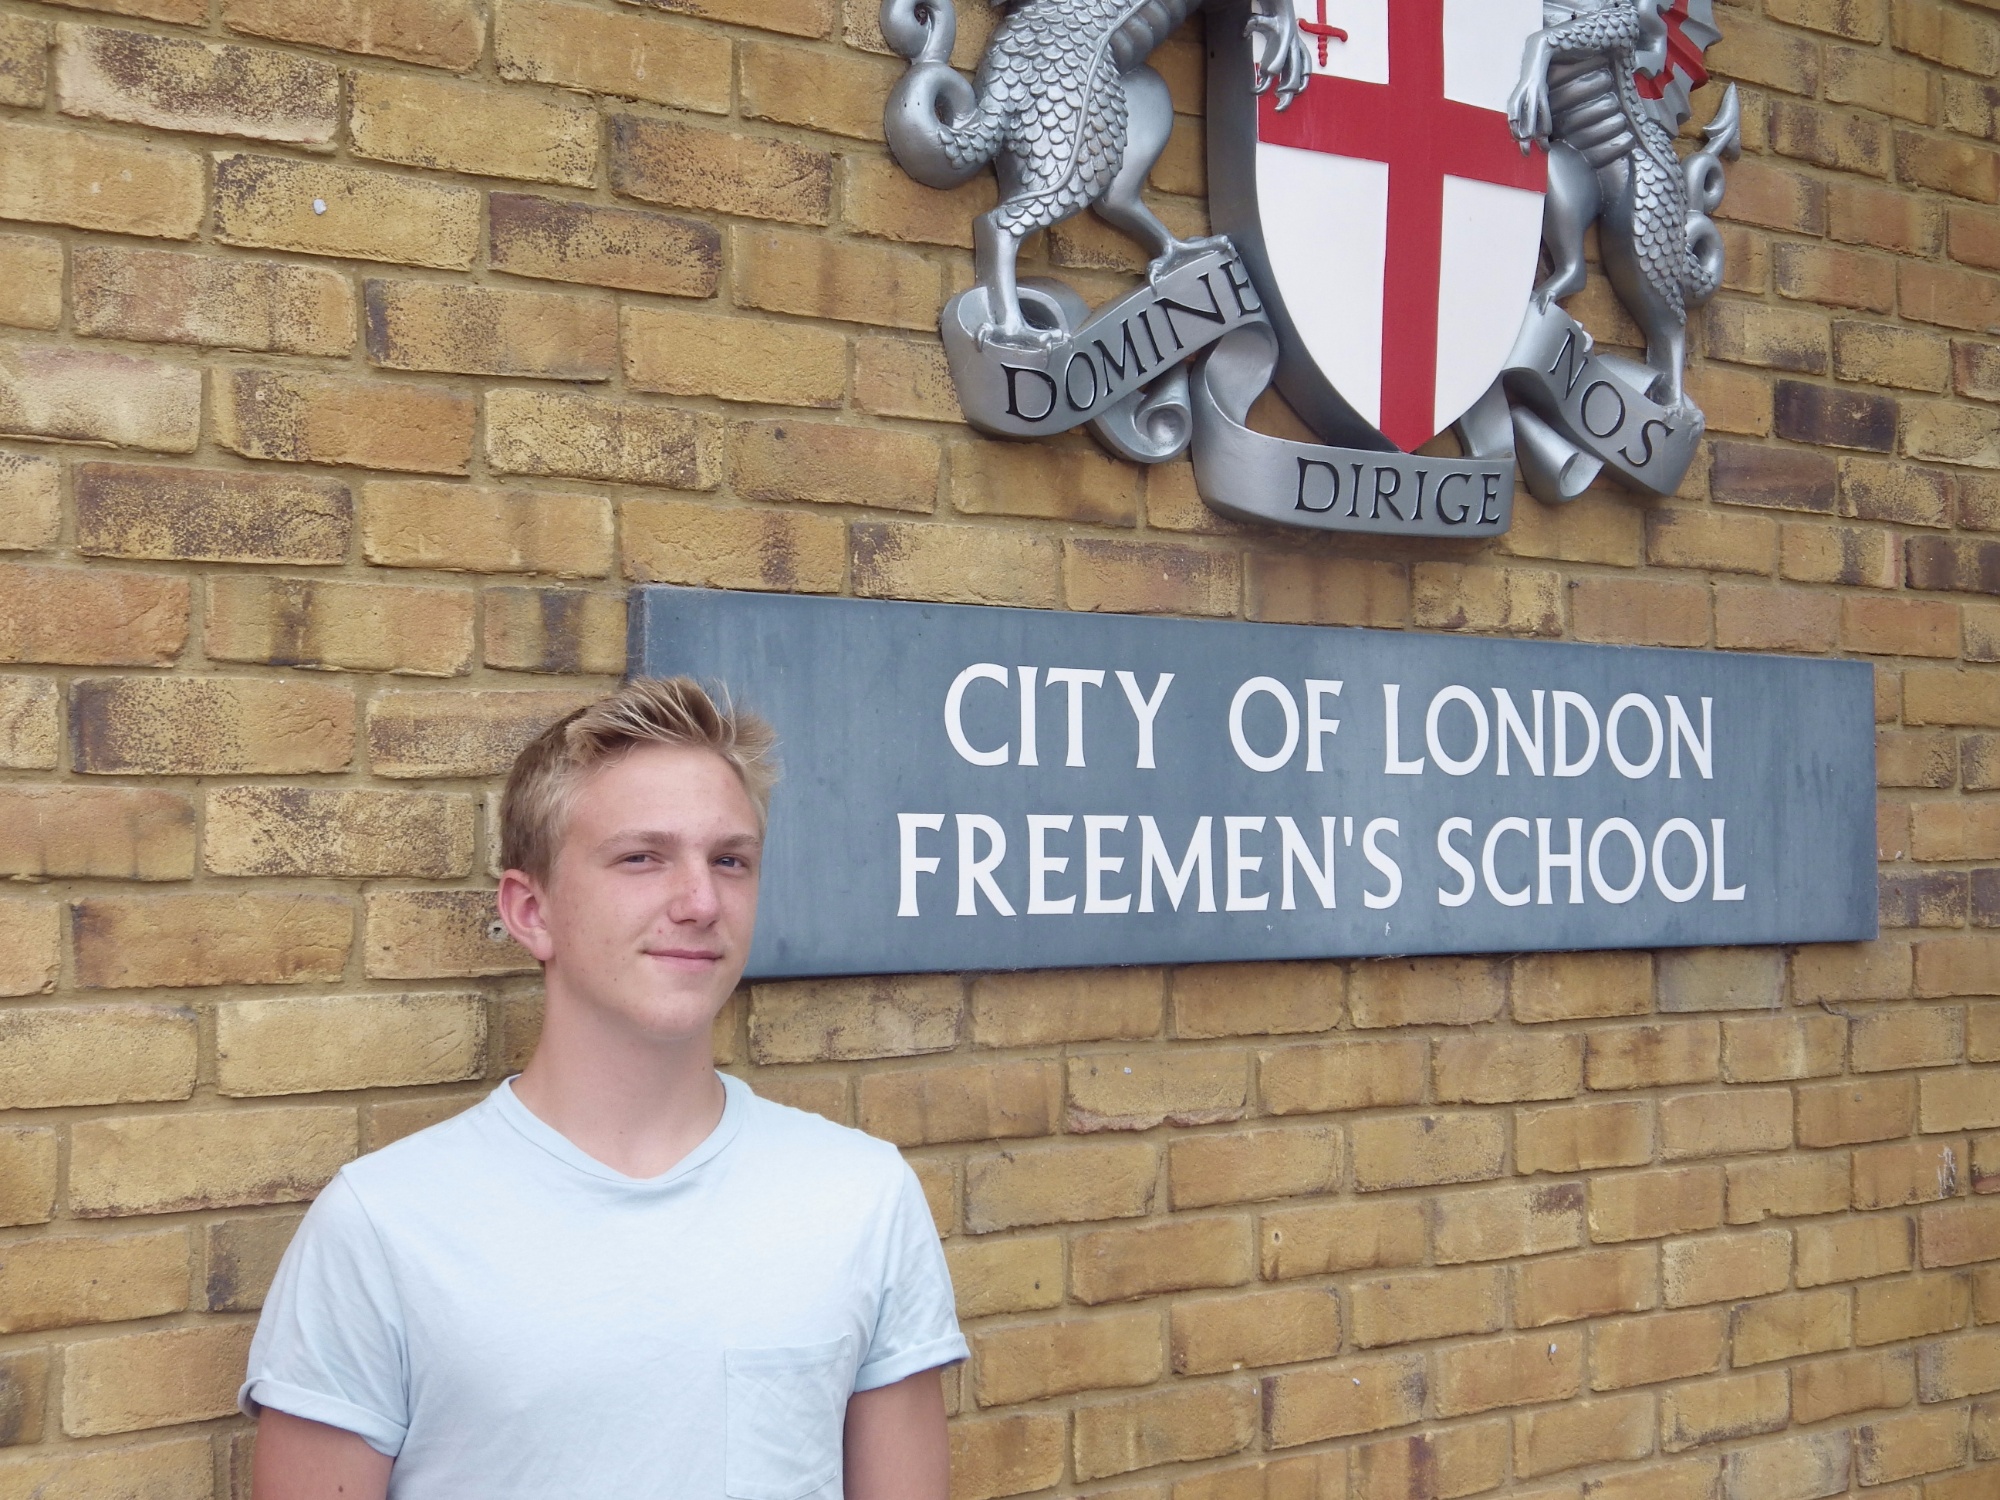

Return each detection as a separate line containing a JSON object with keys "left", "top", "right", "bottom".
{"left": 1508, "top": 0, "right": 1741, "bottom": 420}
{"left": 880, "top": 0, "right": 1312, "bottom": 346}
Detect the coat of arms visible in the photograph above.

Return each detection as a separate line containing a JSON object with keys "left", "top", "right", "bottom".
{"left": 881, "top": 0, "right": 1740, "bottom": 535}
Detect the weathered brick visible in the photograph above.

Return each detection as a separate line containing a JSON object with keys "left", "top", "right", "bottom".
{"left": 1515, "top": 1099, "right": 1654, "bottom": 1174}
{"left": 1352, "top": 1112, "right": 1504, "bottom": 1191}
{"left": 363, "top": 889, "right": 534, "bottom": 979}
{"left": 971, "top": 1309, "right": 1161, "bottom": 1405}
{"left": 62, "top": 1321, "right": 255, "bottom": 1436}
{"left": 1590, "top": 1307, "right": 1728, "bottom": 1390}
{"left": 0, "top": 675, "right": 57, "bottom": 774}
{"left": 0, "top": 449, "right": 58, "bottom": 554}
{"left": 741, "top": 39, "right": 900, "bottom": 142}
{"left": 1434, "top": 1031, "right": 1582, "bottom": 1103}
{"left": 1857, "top": 1270, "right": 1972, "bottom": 1343}
{"left": 0, "top": 897, "right": 59, "bottom": 998}
{"left": 1793, "top": 1348, "right": 1917, "bottom": 1424}
{"left": 0, "top": 1344, "right": 48, "bottom": 1443}
{"left": 202, "top": 1210, "right": 304, "bottom": 1311}
{"left": 733, "top": 419, "right": 939, "bottom": 512}
{"left": 69, "top": 1104, "right": 354, "bottom": 1216}
{"left": 1514, "top": 1245, "right": 1658, "bottom": 1326}
{"left": 1795, "top": 938, "right": 1915, "bottom": 1000}
{"left": 734, "top": 225, "right": 941, "bottom": 330}
{"left": 1171, "top": 961, "right": 1340, "bottom": 1039}
{"left": 1171, "top": 1286, "right": 1343, "bottom": 1375}
{"left": 1721, "top": 157, "right": 1827, "bottom": 237}
{"left": 948, "top": 1411, "right": 1064, "bottom": 1500}
{"left": 964, "top": 1140, "right": 1156, "bottom": 1233}
{"left": 0, "top": 1004, "right": 195, "bottom": 1109}
{"left": 1073, "top": 1382, "right": 1257, "bottom": 1481}
{"left": 206, "top": 786, "right": 473, "bottom": 879}
{"left": 1262, "top": 1353, "right": 1427, "bottom": 1447}
{"left": 486, "top": 388, "right": 721, "bottom": 489}
{"left": 1834, "top": 322, "right": 1952, "bottom": 392}
{"left": 1662, "top": 1228, "right": 1791, "bottom": 1308}
{"left": 1590, "top": 1165, "right": 1724, "bottom": 1242}
{"left": 633, "top": 0, "right": 833, "bottom": 39}
{"left": 0, "top": 118, "right": 202, "bottom": 238}
{"left": 1259, "top": 1199, "right": 1425, "bottom": 1280}
{"left": 76, "top": 462, "right": 349, "bottom": 568}
{"left": 1432, "top": 1180, "right": 1585, "bottom": 1264}
{"left": 367, "top": 689, "right": 592, "bottom": 779}
{"left": 216, "top": 992, "right": 485, "bottom": 1097}
{"left": 946, "top": 1235, "right": 1062, "bottom": 1319}
{"left": 365, "top": 280, "right": 614, "bottom": 382}
{"left": 221, "top": 0, "right": 485, "bottom": 69}
{"left": 1709, "top": 440, "right": 1838, "bottom": 512}
{"left": 1071, "top": 1216, "right": 1250, "bottom": 1305}
{"left": 215, "top": 152, "right": 481, "bottom": 269}
{"left": 1513, "top": 1393, "right": 1653, "bottom": 1478}
{"left": 72, "top": 675, "right": 353, "bottom": 775}
{"left": 1706, "top": 302, "right": 1830, "bottom": 374}
{"left": 625, "top": 305, "right": 845, "bottom": 407}
{"left": 854, "top": 335, "right": 963, "bottom": 424}
{"left": 1660, "top": 1089, "right": 1792, "bottom": 1159}
{"left": 0, "top": 344, "right": 199, "bottom": 452}
{"left": 1586, "top": 1022, "right": 1721, "bottom": 1090}
{"left": 622, "top": 496, "right": 846, "bottom": 593}
{"left": 968, "top": 970, "right": 1161, "bottom": 1049}
{"left": 489, "top": 192, "right": 720, "bottom": 298}
{"left": 216, "top": 367, "right": 473, "bottom": 474}
{"left": 852, "top": 520, "right": 1061, "bottom": 608}
{"left": 351, "top": 71, "right": 595, "bottom": 184}
{"left": 362, "top": 479, "right": 610, "bottom": 577}
{"left": 1245, "top": 552, "right": 1411, "bottom": 626}
{"left": 56, "top": 23, "right": 337, "bottom": 143}
{"left": 1855, "top": 1137, "right": 1965, "bottom": 1211}
{"left": 1431, "top": 1330, "right": 1583, "bottom": 1417}
{"left": 0, "top": 566, "right": 187, "bottom": 668}
{"left": 1661, "top": 1368, "right": 1791, "bottom": 1452}
{"left": 1068, "top": 1051, "right": 1245, "bottom": 1132}
{"left": 1918, "top": 1329, "right": 2000, "bottom": 1400}
{"left": 1412, "top": 561, "right": 1562, "bottom": 635}
{"left": 206, "top": 575, "right": 474, "bottom": 676}
{"left": 1646, "top": 506, "right": 1776, "bottom": 574}
{"left": 0, "top": 15, "right": 48, "bottom": 109}
{"left": 1879, "top": 729, "right": 1958, "bottom": 789}
{"left": 856, "top": 1059, "right": 1058, "bottom": 1146}
{"left": 1511, "top": 951, "right": 1652, "bottom": 1023}
{"left": 1349, "top": 957, "right": 1505, "bottom": 1027}
{"left": 1923, "top": 1070, "right": 2000, "bottom": 1133}
{"left": 949, "top": 440, "right": 1140, "bottom": 527}
{"left": 1924, "top": 1198, "right": 2000, "bottom": 1266}
{"left": 0, "top": 1124, "right": 56, "bottom": 1228}
{"left": 1855, "top": 1406, "right": 1968, "bottom": 1484}
{"left": 1719, "top": 1431, "right": 1851, "bottom": 1500}
{"left": 612, "top": 113, "right": 830, "bottom": 224}
{"left": 1799, "top": 1077, "right": 1917, "bottom": 1145}
{"left": 1350, "top": 1422, "right": 1508, "bottom": 1500}
{"left": 74, "top": 891, "right": 351, "bottom": 989}
{"left": 1168, "top": 1125, "right": 1339, "bottom": 1209}
{"left": 1714, "top": 583, "right": 1837, "bottom": 652}
{"left": 495, "top": 0, "right": 730, "bottom": 111}
{"left": 0, "top": 1229, "right": 188, "bottom": 1334}
{"left": 484, "top": 586, "right": 625, "bottom": 675}
{"left": 1780, "top": 519, "right": 1899, "bottom": 588}
{"left": 750, "top": 974, "right": 961, "bottom": 1064}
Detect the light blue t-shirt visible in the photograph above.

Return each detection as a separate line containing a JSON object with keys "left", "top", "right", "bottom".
{"left": 241, "top": 1074, "right": 968, "bottom": 1500}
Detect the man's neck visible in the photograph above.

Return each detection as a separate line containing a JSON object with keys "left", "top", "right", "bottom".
{"left": 511, "top": 992, "right": 728, "bottom": 1180}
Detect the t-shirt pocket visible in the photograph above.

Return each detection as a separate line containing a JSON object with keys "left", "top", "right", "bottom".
{"left": 724, "top": 1336, "right": 852, "bottom": 1500}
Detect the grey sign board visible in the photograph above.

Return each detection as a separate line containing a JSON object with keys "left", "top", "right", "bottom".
{"left": 632, "top": 587, "right": 1877, "bottom": 979}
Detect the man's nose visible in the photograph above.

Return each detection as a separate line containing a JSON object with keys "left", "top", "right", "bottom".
{"left": 666, "top": 861, "right": 722, "bottom": 924}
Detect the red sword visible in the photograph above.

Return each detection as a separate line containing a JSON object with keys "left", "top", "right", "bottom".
{"left": 1298, "top": 0, "right": 1348, "bottom": 66}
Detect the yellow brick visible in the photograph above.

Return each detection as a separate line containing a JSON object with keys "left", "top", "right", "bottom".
{"left": 1663, "top": 1228, "right": 1791, "bottom": 1306}
{"left": 1073, "top": 1382, "right": 1258, "bottom": 1481}
{"left": 731, "top": 419, "right": 940, "bottom": 512}
{"left": 1918, "top": 1329, "right": 2000, "bottom": 1402}
{"left": 742, "top": 39, "right": 901, "bottom": 140}
{"left": 1656, "top": 948, "right": 1784, "bottom": 1013}
{"left": 0, "top": 1435, "right": 211, "bottom": 1500}
{"left": 1256, "top": 1040, "right": 1432, "bottom": 1120}
{"left": 1350, "top": 1265, "right": 1506, "bottom": 1349}
{"left": 946, "top": 1235, "right": 1062, "bottom": 1319}
{"left": 1792, "top": 1347, "right": 1916, "bottom": 1424}
{"left": 72, "top": 674, "right": 352, "bottom": 776}
{"left": 1732, "top": 1287, "right": 1853, "bottom": 1365}
{"left": 734, "top": 226, "right": 943, "bottom": 328}
{"left": 1071, "top": 1216, "right": 1250, "bottom": 1305}
{"left": 0, "top": 1004, "right": 195, "bottom": 1110}
{"left": 856, "top": 1059, "right": 1059, "bottom": 1146}
{"left": 1590, "top": 1308, "right": 1727, "bottom": 1389}
{"left": 1799, "top": 1077, "right": 1917, "bottom": 1146}
{"left": 1434, "top": 1330, "right": 1584, "bottom": 1416}
{"left": 1259, "top": 1199, "right": 1427, "bottom": 1280}
{"left": 1922, "top": 1069, "right": 2000, "bottom": 1132}
{"left": 0, "top": 1127, "right": 56, "bottom": 1229}
{"left": 1169, "top": 1287, "right": 1340, "bottom": 1375}
{"left": 0, "top": 344, "right": 199, "bottom": 453}
{"left": 1660, "top": 1367, "right": 1792, "bottom": 1450}
{"left": 1512, "top": 1393, "right": 1653, "bottom": 1478}
{"left": 351, "top": 71, "right": 595, "bottom": 184}
{"left": 362, "top": 1092, "right": 480, "bottom": 1152}
{"left": 1351, "top": 957, "right": 1506, "bottom": 1027}
{"left": 948, "top": 1412, "right": 1065, "bottom": 1500}
{"left": 0, "top": 786, "right": 193, "bottom": 881}
{"left": 1514, "top": 1246, "right": 1658, "bottom": 1327}
{"left": 205, "top": 575, "right": 474, "bottom": 676}
{"left": 1721, "top": 1014, "right": 1847, "bottom": 1082}
{"left": 613, "top": 113, "right": 831, "bottom": 224}
{"left": 56, "top": 22, "right": 338, "bottom": 143}
{"left": 0, "top": 565, "right": 188, "bottom": 668}
{"left": 216, "top": 367, "right": 473, "bottom": 474}
{"left": 1434, "top": 1032, "right": 1583, "bottom": 1104}
{"left": 1797, "top": 1215, "right": 1916, "bottom": 1287}
{"left": 1718, "top": 1432, "right": 1852, "bottom": 1500}
{"left": 366, "top": 279, "right": 616, "bottom": 381}
{"left": 1794, "top": 938, "right": 1913, "bottom": 1001}
{"left": 621, "top": 497, "right": 846, "bottom": 594}
{"left": 0, "top": 1229, "right": 189, "bottom": 1334}
{"left": 76, "top": 461, "right": 351, "bottom": 566}
{"left": 361, "top": 479, "right": 611, "bottom": 577}
{"left": 75, "top": 245, "right": 352, "bottom": 360}
{"left": 0, "top": 449, "right": 61, "bottom": 552}
{"left": 1067, "top": 1051, "right": 1246, "bottom": 1132}
{"left": 363, "top": 889, "right": 534, "bottom": 979}
{"left": 74, "top": 892, "right": 351, "bottom": 990}
{"left": 0, "top": 118, "right": 202, "bottom": 238}
{"left": 216, "top": 992, "right": 485, "bottom": 1097}
{"left": 1585, "top": 1022, "right": 1721, "bottom": 1090}
{"left": 1263, "top": 1353, "right": 1427, "bottom": 1447}
{"left": 365, "top": 688, "right": 594, "bottom": 779}
{"left": 1726, "top": 1152, "right": 1851, "bottom": 1222}
{"left": 0, "top": 17, "right": 48, "bottom": 111}
{"left": 63, "top": 1322, "right": 254, "bottom": 1436}
{"left": 0, "top": 896, "right": 60, "bottom": 997}
{"left": 971, "top": 1309, "right": 1161, "bottom": 1405}
{"left": 1171, "top": 962, "right": 1341, "bottom": 1040}
{"left": 1856, "top": 1407, "right": 1969, "bottom": 1484}
{"left": 202, "top": 1209, "right": 305, "bottom": 1311}
{"left": 624, "top": 306, "right": 846, "bottom": 407}
{"left": 1413, "top": 561, "right": 1562, "bottom": 636}
{"left": 1857, "top": 1270, "right": 1972, "bottom": 1345}
{"left": 484, "top": 586, "right": 626, "bottom": 675}
{"left": 1659, "top": 1088, "right": 1792, "bottom": 1159}
{"left": 1433, "top": 1181, "right": 1586, "bottom": 1263}
{"left": 1516, "top": 1100, "right": 1655, "bottom": 1174}
{"left": 852, "top": 520, "right": 1061, "bottom": 608}
{"left": 489, "top": 191, "right": 721, "bottom": 298}
{"left": 495, "top": 0, "right": 730, "bottom": 111}
{"left": 1582, "top": 1456, "right": 1724, "bottom": 1500}
{"left": 221, "top": 0, "right": 486, "bottom": 68}
{"left": 949, "top": 439, "right": 1140, "bottom": 527}
{"left": 1924, "top": 1199, "right": 2000, "bottom": 1268}
{"left": 970, "top": 968, "right": 1163, "bottom": 1047}
{"left": 69, "top": 1105, "right": 355, "bottom": 1217}
{"left": 1244, "top": 552, "right": 1411, "bottom": 627}
{"left": 214, "top": 152, "right": 481, "bottom": 268}
{"left": 854, "top": 335, "right": 963, "bottom": 423}
{"left": 1351, "top": 1112, "right": 1504, "bottom": 1191}
{"left": 0, "top": 1345, "right": 47, "bottom": 1445}
{"left": 1591, "top": 1166, "right": 1724, "bottom": 1243}
{"left": 1174, "top": 1453, "right": 1345, "bottom": 1500}
{"left": 487, "top": 387, "right": 721, "bottom": 489}
{"left": 964, "top": 1140, "right": 1156, "bottom": 1233}
{"left": 749, "top": 975, "right": 961, "bottom": 1063}
{"left": 1167, "top": 1125, "right": 1339, "bottom": 1210}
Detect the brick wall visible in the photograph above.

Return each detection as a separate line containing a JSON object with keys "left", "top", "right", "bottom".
{"left": 0, "top": 0, "right": 1996, "bottom": 1492}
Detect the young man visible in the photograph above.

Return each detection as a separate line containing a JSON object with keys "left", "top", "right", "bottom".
{"left": 241, "top": 678, "right": 967, "bottom": 1500}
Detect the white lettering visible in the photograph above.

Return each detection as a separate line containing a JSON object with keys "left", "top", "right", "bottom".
{"left": 1588, "top": 818, "right": 1646, "bottom": 904}
{"left": 1668, "top": 695, "right": 1714, "bottom": 779}
{"left": 956, "top": 814, "right": 1014, "bottom": 916}
{"left": 943, "top": 664, "right": 1009, "bottom": 766}
{"left": 1426, "top": 685, "right": 1490, "bottom": 776}
{"left": 1044, "top": 668, "right": 1105, "bottom": 767}
{"left": 1084, "top": 814, "right": 1131, "bottom": 914}
{"left": 1437, "top": 817, "right": 1476, "bottom": 907}
{"left": 1016, "top": 666, "right": 1039, "bottom": 767}
{"left": 1138, "top": 816, "right": 1216, "bottom": 913}
{"left": 1225, "top": 816, "right": 1268, "bottom": 910}
{"left": 1305, "top": 680, "right": 1343, "bottom": 772}
{"left": 1606, "top": 693, "right": 1664, "bottom": 779}
{"left": 1383, "top": 684, "right": 1424, "bottom": 774}
{"left": 1536, "top": 816, "right": 1584, "bottom": 905}
{"left": 1711, "top": 818, "right": 1746, "bottom": 901}
{"left": 1277, "top": 815, "right": 1337, "bottom": 910}
{"left": 1027, "top": 813, "right": 1075, "bottom": 914}
{"left": 1362, "top": 817, "right": 1402, "bottom": 908}
{"left": 1652, "top": 817, "right": 1707, "bottom": 903}
{"left": 1230, "top": 677, "right": 1300, "bottom": 773}
{"left": 1115, "top": 670, "right": 1174, "bottom": 770}
{"left": 897, "top": 812, "right": 944, "bottom": 916}
{"left": 1494, "top": 688, "right": 1544, "bottom": 776}
{"left": 1552, "top": 690, "right": 1599, "bottom": 777}
{"left": 1482, "top": 817, "right": 1532, "bottom": 906}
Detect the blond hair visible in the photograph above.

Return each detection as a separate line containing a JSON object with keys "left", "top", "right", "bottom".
{"left": 500, "top": 677, "right": 778, "bottom": 883}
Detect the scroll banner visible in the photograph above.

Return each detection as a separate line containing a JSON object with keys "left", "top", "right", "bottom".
{"left": 632, "top": 587, "right": 1878, "bottom": 980}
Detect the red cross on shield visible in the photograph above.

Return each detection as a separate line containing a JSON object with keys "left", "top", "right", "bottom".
{"left": 1211, "top": 0, "right": 1550, "bottom": 454}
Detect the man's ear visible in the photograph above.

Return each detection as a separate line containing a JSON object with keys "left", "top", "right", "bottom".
{"left": 496, "top": 868, "right": 557, "bottom": 964}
